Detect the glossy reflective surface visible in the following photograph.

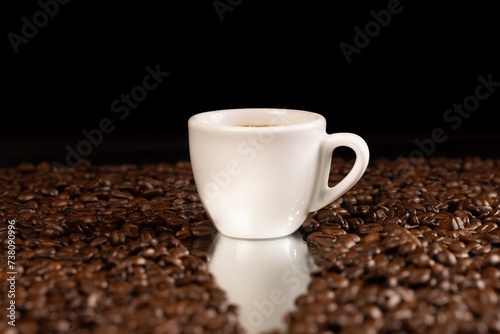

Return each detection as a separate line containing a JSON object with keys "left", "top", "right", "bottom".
{"left": 208, "top": 232, "right": 316, "bottom": 333}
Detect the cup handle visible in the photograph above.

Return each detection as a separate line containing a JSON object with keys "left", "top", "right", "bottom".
{"left": 309, "top": 133, "right": 370, "bottom": 211}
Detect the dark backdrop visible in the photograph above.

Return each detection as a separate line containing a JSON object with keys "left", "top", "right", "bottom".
{"left": 3, "top": 0, "right": 499, "bottom": 167}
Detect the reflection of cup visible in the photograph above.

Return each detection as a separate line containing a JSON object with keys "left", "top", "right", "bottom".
{"left": 208, "top": 232, "right": 316, "bottom": 333}
{"left": 188, "top": 108, "right": 369, "bottom": 239}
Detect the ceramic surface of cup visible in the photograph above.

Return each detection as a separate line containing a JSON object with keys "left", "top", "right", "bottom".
{"left": 188, "top": 108, "right": 369, "bottom": 238}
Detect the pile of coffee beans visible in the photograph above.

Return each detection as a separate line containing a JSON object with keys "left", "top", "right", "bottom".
{"left": 0, "top": 160, "right": 242, "bottom": 334}
{"left": 1, "top": 157, "right": 499, "bottom": 333}
{"left": 287, "top": 157, "right": 500, "bottom": 333}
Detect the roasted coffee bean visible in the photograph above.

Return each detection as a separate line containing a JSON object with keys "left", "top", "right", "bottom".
{"left": 293, "top": 158, "right": 500, "bottom": 333}
{"left": 450, "top": 216, "right": 465, "bottom": 230}
{"left": 121, "top": 222, "right": 140, "bottom": 238}
{"left": 398, "top": 241, "right": 417, "bottom": 255}
{"left": 89, "top": 236, "right": 108, "bottom": 247}
{"left": 0, "top": 161, "right": 249, "bottom": 331}
{"left": 363, "top": 232, "right": 381, "bottom": 246}
{"left": 477, "top": 222, "right": 498, "bottom": 232}
{"left": 109, "top": 230, "right": 126, "bottom": 246}
{"left": 138, "top": 247, "right": 156, "bottom": 258}
{"left": 307, "top": 231, "right": 337, "bottom": 249}
{"left": 347, "top": 217, "right": 365, "bottom": 230}
{"left": 78, "top": 193, "right": 99, "bottom": 203}
{"left": 409, "top": 251, "right": 432, "bottom": 267}
{"left": 191, "top": 225, "right": 214, "bottom": 237}
{"left": 435, "top": 248, "right": 458, "bottom": 266}
{"left": 51, "top": 198, "right": 71, "bottom": 207}
{"left": 111, "top": 190, "right": 134, "bottom": 200}
{"left": 176, "top": 229, "right": 192, "bottom": 239}
{"left": 40, "top": 185, "right": 59, "bottom": 196}
{"left": 407, "top": 268, "right": 432, "bottom": 286}
{"left": 4, "top": 157, "right": 500, "bottom": 333}
{"left": 17, "top": 190, "right": 36, "bottom": 202}
{"left": 381, "top": 234, "right": 405, "bottom": 250}
{"left": 81, "top": 246, "right": 99, "bottom": 261}
{"left": 302, "top": 216, "right": 320, "bottom": 233}
{"left": 33, "top": 246, "right": 56, "bottom": 258}
{"left": 143, "top": 188, "right": 163, "bottom": 198}
{"left": 118, "top": 255, "right": 147, "bottom": 268}
{"left": 336, "top": 234, "right": 361, "bottom": 248}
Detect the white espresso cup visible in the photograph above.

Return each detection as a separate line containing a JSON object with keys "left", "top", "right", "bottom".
{"left": 188, "top": 108, "right": 369, "bottom": 239}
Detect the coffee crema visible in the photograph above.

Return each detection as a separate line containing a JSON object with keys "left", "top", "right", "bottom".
{"left": 237, "top": 124, "right": 280, "bottom": 127}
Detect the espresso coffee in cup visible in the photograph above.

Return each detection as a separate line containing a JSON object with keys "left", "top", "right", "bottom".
{"left": 238, "top": 124, "right": 279, "bottom": 127}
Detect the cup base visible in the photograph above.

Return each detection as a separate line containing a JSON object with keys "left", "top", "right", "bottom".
{"left": 215, "top": 228, "right": 299, "bottom": 240}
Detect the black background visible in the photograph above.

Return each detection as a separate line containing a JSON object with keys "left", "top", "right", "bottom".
{"left": 2, "top": 0, "right": 499, "bottom": 167}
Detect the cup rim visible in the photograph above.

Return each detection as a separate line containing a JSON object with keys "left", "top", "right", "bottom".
{"left": 188, "top": 108, "right": 325, "bottom": 131}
